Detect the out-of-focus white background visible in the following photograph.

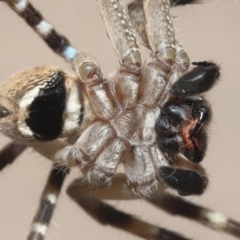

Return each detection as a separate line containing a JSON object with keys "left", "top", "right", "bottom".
{"left": 0, "top": 0, "right": 239, "bottom": 239}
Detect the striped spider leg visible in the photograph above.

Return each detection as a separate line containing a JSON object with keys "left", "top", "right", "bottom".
{"left": 0, "top": 0, "right": 240, "bottom": 240}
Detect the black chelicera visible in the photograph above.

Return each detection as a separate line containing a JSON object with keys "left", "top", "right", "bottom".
{"left": 155, "top": 61, "right": 219, "bottom": 196}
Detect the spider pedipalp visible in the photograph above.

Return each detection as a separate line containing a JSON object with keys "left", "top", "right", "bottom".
{"left": 171, "top": 61, "right": 220, "bottom": 96}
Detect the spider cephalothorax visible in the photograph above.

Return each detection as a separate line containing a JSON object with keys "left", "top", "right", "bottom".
{"left": 0, "top": 0, "right": 239, "bottom": 240}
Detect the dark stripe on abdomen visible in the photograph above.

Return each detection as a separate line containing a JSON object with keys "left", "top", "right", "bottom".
{"left": 26, "top": 71, "right": 66, "bottom": 141}
{"left": 78, "top": 86, "right": 85, "bottom": 126}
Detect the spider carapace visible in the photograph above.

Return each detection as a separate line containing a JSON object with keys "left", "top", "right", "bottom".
{"left": 0, "top": 0, "right": 239, "bottom": 239}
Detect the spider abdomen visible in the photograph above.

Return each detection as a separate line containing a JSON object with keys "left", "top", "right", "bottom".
{"left": 0, "top": 66, "right": 92, "bottom": 143}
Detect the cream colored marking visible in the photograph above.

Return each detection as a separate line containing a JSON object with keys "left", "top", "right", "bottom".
{"left": 19, "top": 87, "right": 41, "bottom": 108}
{"left": 205, "top": 211, "right": 228, "bottom": 226}
{"left": 15, "top": 0, "right": 28, "bottom": 12}
{"left": 46, "top": 193, "right": 57, "bottom": 205}
{"left": 36, "top": 20, "right": 53, "bottom": 36}
{"left": 18, "top": 121, "right": 33, "bottom": 137}
{"left": 63, "top": 85, "right": 81, "bottom": 132}
{"left": 32, "top": 223, "right": 47, "bottom": 236}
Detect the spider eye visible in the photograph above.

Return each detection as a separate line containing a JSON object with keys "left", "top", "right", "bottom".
{"left": 0, "top": 105, "right": 10, "bottom": 118}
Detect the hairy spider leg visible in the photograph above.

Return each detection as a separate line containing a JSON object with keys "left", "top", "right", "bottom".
{"left": 0, "top": 139, "right": 68, "bottom": 240}
{"left": 27, "top": 165, "right": 69, "bottom": 240}
{"left": 129, "top": 0, "right": 190, "bottom": 107}
{"left": 67, "top": 174, "right": 190, "bottom": 240}
{"left": 0, "top": 141, "right": 239, "bottom": 239}
{"left": 1, "top": 0, "right": 78, "bottom": 61}
{"left": 97, "top": 0, "right": 142, "bottom": 109}
{"left": 149, "top": 192, "right": 240, "bottom": 238}
{"left": 68, "top": 172, "right": 240, "bottom": 239}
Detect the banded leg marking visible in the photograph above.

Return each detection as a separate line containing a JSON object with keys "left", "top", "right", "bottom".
{"left": 2, "top": 0, "right": 78, "bottom": 61}
{"left": 67, "top": 174, "right": 190, "bottom": 240}
{"left": 1, "top": 0, "right": 117, "bottom": 117}
{"left": 149, "top": 192, "right": 240, "bottom": 238}
{"left": 27, "top": 165, "right": 69, "bottom": 240}
{"left": 70, "top": 198, "right": 189, "bottom": 240}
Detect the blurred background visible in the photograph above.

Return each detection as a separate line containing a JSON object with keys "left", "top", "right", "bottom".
{"left": 0, "top": 0, "right": 240, "bottom": 239}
